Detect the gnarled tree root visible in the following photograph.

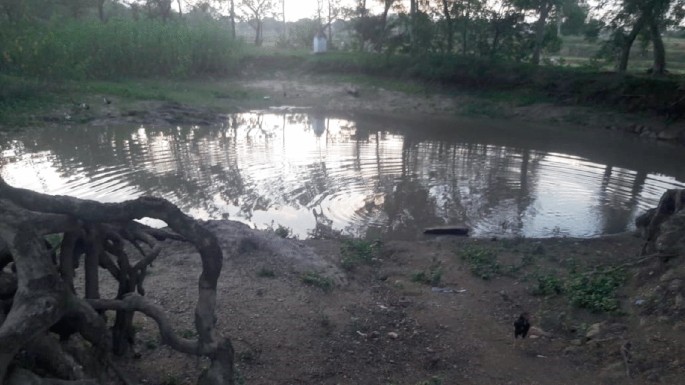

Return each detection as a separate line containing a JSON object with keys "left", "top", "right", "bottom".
{"left": 0, "top": 178, "right": 234, "bottom": 385}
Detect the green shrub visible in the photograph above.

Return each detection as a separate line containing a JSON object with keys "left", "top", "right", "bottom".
{"left": 273, "top": 224, "right": 291, "bottom": 238}
{"left": 256, "top": 267, "right": 276, "bottom": 278}
{"left": 340, "top": 238, "right": 380, "bottom": 270}
{"left": 411, "top": 259, "right": 443, "bottom": 286}
{"left": 460, "top": 246, "right": 500, "bottom": 280}
{"left": 301, "top": 272, "right": 333, "bottom": 292}
{"left": 566, "top": 268, "right": 626, "bottom": 313}
{"left": 532, "top": 272, "right": 565, "bottom": 296}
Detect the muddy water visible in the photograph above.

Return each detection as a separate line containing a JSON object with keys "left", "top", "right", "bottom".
{"left": 1, "top": 111, "right": 684, "bottom": 239}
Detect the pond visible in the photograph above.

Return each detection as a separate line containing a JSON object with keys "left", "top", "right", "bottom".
{"left": 1, "top": 110, "right": 684, "bottom": 240}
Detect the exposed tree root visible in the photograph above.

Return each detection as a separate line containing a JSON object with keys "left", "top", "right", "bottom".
{"left": 0, "top": 177, "right": 234, "bottom": 385}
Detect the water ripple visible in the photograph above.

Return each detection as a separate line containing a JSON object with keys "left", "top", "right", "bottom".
{"left": 2, "top": 111, "right": 684, "bottom": 239}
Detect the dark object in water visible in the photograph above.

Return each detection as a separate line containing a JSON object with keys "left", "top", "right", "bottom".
{"left": 423, "top": 226, "right": 469, "bottom": 236}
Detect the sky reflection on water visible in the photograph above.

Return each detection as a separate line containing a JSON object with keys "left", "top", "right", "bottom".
{"left": 1, "top": 111, "right": 684, "bottom": 239}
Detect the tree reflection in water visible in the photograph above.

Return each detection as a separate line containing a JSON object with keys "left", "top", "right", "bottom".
{"left": 1, "top": 111, "right": 684, "bottom": 239}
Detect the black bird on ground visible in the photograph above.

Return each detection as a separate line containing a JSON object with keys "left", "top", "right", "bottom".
{"left": 514, "top": 312, "right": 531, "bottom": 347}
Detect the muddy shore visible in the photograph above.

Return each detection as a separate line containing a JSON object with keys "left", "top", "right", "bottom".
{"left": 15, "top": 75, "right": 685, "bottom": 147}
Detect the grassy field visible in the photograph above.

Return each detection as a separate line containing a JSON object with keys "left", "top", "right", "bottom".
{"left": 557, "top": 35, "right": 685, "bottom": 73}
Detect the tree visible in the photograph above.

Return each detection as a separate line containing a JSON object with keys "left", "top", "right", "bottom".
{"left": 608, "top": 0, "right": 683, "bottom": 74}
{"left": 558, "top": 0, "right": 588, "bottom": 36}
{"left": 239, "top": 0, "right": 277, "bottom": 46}
{"left": 410, "top": 0, "right": 417, "bottom": 51}
{"left": 326, "top": 0, "right": 344, "bottom": 46}
{"left": 96, "top": 0, "right": 106, "bottom": 21}
{"left": 374, "top": 0, "right": 399, "bottom": 51}
{"left": 440, "top": 0, "right": 456, "bottom": 52}
{"left": 452, "top": 0, "right": 486, "bottom": 55}
{"left": 230, "top": 0, "right": 236, "bottom": 38}
{"left": 144, "top": 0, "right": 174, "bottom": 21}
{"left": 516, "top": 0, "right": 560, "bottom": 64}
{"left": 59, "top": 0, "right": 94, "bottom": 19}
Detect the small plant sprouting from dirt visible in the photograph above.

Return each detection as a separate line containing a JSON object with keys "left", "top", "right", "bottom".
{"left": 161, "top": 376, "right": 181, "bottom": 385}
{"left": 319, "top": 312, "right": 332, "bottom": 328}
{"left": 387, "top": 378, "right": 443, "bottom": 385}
{"left": 179, "top": 329, "right": 197, "bottom": 339}
{"left": 144, "top": 339, "right": 158, "bottom": 350}
{"left": 256, "top": 267, "right": 276, "bottom": 278}
{"left": 460, "top": 246, "right": 500, "bottom": 280}
{"left": 274, "top": 224, "right": 292, "bottom": 238}
{"left": 506, "top": 253, "right": 536, "bottom": 275}
{"left": 532, "top": 271, "right": 565, "bottom": 296}
{"left": 301, "top": 272, "right": 334, "bottom": 292}
{"left": 44, "top": 233, "right": 63, "bottom": 249}
{"left": 415, "top": 377, "right": 443, "bottom": 385}
{"left": 234, "top": 367, "right": 246, "bottom": 385}
{"left": 411, "top": 258, "right": 443, "bottom": 286}
{"left": 566, "top": 268, "right": 626, "bottom": 313}
{"left": 340, "top": 238, "right": 381, "bottom": 270}
{"left": 266, "top": 221, "right": 293, "bottom": 238}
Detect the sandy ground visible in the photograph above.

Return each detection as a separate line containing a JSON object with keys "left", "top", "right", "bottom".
{"left": 105, "top": 223, "right": 685, "bottom": 385}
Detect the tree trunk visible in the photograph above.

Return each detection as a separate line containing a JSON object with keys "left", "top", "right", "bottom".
{"left": 410, "top": 0, "right": 417, "bottom": 53}
{"left": 97, "top": 0, "right": 105, "bottom": 22}
{"left": 648, "top": 15, "right": 666, "bottom": 75}
{"left": 376, "top": 1, "right": 393, "bottom": 52}
{"left": 357, "top": 1, "right": 367, "bottom": 52}
{"left": 255, "top": 19, "right": 263, "bottom": 46}
{"left": 177, "top": 0, "right": 183, "bottom": 18}
{"left": 618, "top": 14, "right": 647, "bottom": 72}
{"left": 531, "top": 3, "right": 551, "bottom": 65}
{"left": 462, "top": 1, "right": 470, "bottom": 55}
{"left": 441, "top": 0, "right": 453, "bottom": 53}
{"left": 490, "top": 13, "right": 503, "bottom": 58}
{"left": 283, "top": 0, "right": 287, "bottom": 41}
{"left": 230, "top": 0, "right": 236, "bottom": 39}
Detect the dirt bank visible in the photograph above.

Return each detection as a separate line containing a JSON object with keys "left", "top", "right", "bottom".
{"left": 20, "top": 75, "right": 685, "bottom": 146}
{"left": 239, "top": 75, "right": 685, "bottom": 145}
{"left": 108, "top": 221, "right": 684, "bottom": 385}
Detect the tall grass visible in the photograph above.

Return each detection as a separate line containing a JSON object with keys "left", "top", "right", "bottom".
{"left": 0, "top": 18, "right": 243, "bottom": 80}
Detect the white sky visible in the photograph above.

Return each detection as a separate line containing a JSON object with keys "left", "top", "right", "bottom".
{"left": 248, "top": 0, "right": 383, "bottom": 22}
{"left": 286, "top": 1, "right": 318, "bottom": 21}
{"left": 282, "top": 0, "right": 354, "bottom": 21}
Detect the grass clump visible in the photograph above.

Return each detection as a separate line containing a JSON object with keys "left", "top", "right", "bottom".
{"left": 256, "top": 267, "right": 276, "bottom": 278}
{"left": 179, "top": 329, "right": 197, "bottom": 339}
{"left": 415, "top": 377, "right": 443, "bottom": 385}
{"left": 411, "top": 259, "right": 443, "bottom": 286}
{"left": 460, "top": 246, "right": 500, "bottom": 280}
{"left": 274, "top": 224, "right": 292, "bottom": 238}
{"left": 340, "top": 238, "right": 381, "bottom": 270}
{"left": 301, "top": 272, "right": 334, "bottom": 292}
{"left": 566, "top": 268, "right": 626, "bottom": 313}
{"left": 144, "top": 339, "right": 158, "bottom": 350}
{"left": 532, "top": 271, "right": 565, "bottom": 296}
{"left": 161, "top": 376, "right": 180, "bottom": 385}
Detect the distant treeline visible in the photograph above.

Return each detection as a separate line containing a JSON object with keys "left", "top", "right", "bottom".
{"left": 0, "top": 0, "right": 683, "bottom": 121}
